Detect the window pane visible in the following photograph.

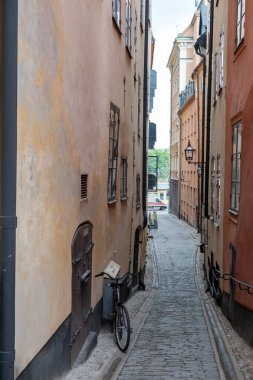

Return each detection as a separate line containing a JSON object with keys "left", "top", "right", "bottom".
{"left": 237, "top": 0, "right": 241, "bottom": 22}
{"left": 242, "top": 0, "right": 245, "bottom": 16}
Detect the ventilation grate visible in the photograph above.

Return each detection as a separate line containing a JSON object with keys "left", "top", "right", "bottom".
{"left": 81, "top": 174, "right": 88, "bottom": 200}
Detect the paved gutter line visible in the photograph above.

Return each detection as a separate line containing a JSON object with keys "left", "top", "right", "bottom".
{"left": 194, "top": 246, "right": 244, "bottom": 380}
{"left": 96, "top": 239, "right": 160, "bottom": 380}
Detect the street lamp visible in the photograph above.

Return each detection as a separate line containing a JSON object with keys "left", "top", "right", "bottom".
{"left": 184, "top": 140, "right": 196, "bottom": 163}
{"left": 184, "top": 140, "right": 204, "bottom": 175}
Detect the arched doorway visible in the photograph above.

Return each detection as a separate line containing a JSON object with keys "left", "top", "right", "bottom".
{"left": 132, "top": 227, "right": 141, "bottom": 288}
{"left": 70, "top": 222, "right": 93, "bottom": 366}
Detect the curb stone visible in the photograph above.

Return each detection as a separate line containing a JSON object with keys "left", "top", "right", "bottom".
{"left": 195, "top": 246, "right": 245, "bottom": 380}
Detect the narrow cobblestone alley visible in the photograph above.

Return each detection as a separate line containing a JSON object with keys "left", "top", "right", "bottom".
{"left": 117, "top": 213, "right": 220, "bottom": 380}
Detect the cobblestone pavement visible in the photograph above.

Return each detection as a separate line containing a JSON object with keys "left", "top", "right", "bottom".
{"left": 117, "top": 214, "right": 220, "bottom": 380}
{"left": 62, "top": 212, "right": 253, "bottom": 380}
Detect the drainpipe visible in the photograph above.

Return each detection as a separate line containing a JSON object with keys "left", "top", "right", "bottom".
{"left": 194, "top": 40, "right": 206, "bottom": 244}
{"left": 192, "top": 69, "right": 200, "bottom": 232}
{"left": 178, "top": 115, "right": 182, "bottom": 219}
{"left": 0, "top": 1, "right": 18, "bottom": 379}
{"left": 204, "top": 0, "right": 214, "bottom": 218}
{"left": 142, "top": 0, "right": 149, "bottom": 228}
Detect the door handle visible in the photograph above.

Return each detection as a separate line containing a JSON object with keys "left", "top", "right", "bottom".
{"left": 80, "top": 270, "right": 91, "bottom": 285}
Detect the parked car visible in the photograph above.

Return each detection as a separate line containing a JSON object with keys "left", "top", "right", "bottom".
{"left": 147, "top": 193, "right": 167, "bottom": 210}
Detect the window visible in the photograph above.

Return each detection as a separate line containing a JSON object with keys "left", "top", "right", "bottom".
{"left": 231, "top": 122, "right": 242, "bottom": 211}
{"left": 219, "top": 26, "right": 224, "bottom": 90}
{"left": 140, "top": 0, "right": 144, "bottom": 30}
{"left": 112, "top": 0, "right": 121, "bottom": 29}
{"left": 213, "top": 51, "right": 218, "bottom": 102}
{"left": 125, "top": 0, "right": 132, "bottom": 52}
{"left": 108, "top": 103, "right": 120, "bottom": 203}
{"left": 138, "top": 75, "right": 141, "bottom": 136}
{"left": 134, "top": 9, "right": 137, "bottom": 47}
{"left": 236, "top": 0, "right": 245, "bottom": 47}
{"left": 216, "top": 155, "right": 221, "bottom": 223}
{"left": 136, "top": 174, "right": 141, "bottom": 207}
{"left": 210, "top": 157, "right": 216, "bottom": 216}
{"left": 120, "top": 157, "right": 127, "bottom": 199}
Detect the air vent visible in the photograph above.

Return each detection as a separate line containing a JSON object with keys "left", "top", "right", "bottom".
{"left": 81, "top": 174, "right": 88, "bottom": 200}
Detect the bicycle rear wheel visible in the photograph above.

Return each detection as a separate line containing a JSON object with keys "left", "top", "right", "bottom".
{"left": 115, "top": 304, "right": 130, "bottom": 352}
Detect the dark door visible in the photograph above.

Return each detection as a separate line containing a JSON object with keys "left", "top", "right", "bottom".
{"left": 132, "top": 228, "right": 140, "bottom": 287}
{"left": 70, "top": 223, "right": 93, "bottom": 366}
{"left": 229, "top": 244, "right": 236, "bottom": 326}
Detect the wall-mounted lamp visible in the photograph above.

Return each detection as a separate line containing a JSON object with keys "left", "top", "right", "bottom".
{"left": 184, "top": 140, "right": 196, "bottom": 163}
{"left": 184, "top": 140, "right": 204, "bottom": 175}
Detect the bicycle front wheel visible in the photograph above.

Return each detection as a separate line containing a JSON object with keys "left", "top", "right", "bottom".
{"left": 115, "top": 304, "right": 131, "bottom": 352}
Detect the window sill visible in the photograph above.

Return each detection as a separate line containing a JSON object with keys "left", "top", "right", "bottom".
{"left": 120, "top": 197, "right": 128, "bottom": 201}
{"left": 234, "top": 38, "right": 246, "bottom": 62}
{"left": 228, "top": 209, "right": 238, "bottom": 224}
{"left": 112, "top": 17, "right": 122, "bottom": 35}
{"left": 126, "top": 46, "right": 132, "bottom": 59}
{"left": 108, "top": 199, "right": 117, "bottom": 205}
{"left": 136, "top": 204, "right": 141, "bottom": 209}
{"left": 214, "top": 221, "right": 220, "bottom": 228}
{"left": 80, "top": 198, "right": 88, "bottom": 203}
{"left": 229, "top": 209, "right": 238, "bottom": 216}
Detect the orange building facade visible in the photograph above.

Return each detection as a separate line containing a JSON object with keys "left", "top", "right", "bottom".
{"left": 179, "top": 63, "right": 203, "bottom": 228}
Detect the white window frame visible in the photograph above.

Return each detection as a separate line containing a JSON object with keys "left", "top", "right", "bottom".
{"left": 112, "top": 0, "right": 121, "bottom": 30}
{"left": 230, "top": 122, "right": 242, "bottom": 212}
{"left": 236, "top": 0, "right": 245, "bottom": 47}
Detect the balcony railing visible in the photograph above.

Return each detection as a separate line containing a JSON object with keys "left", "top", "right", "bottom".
{"left": 179, "top": 79, "right": 195, "bottom": 109}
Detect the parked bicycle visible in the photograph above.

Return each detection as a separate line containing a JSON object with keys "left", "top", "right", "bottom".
{"left": 95, "top": 271, "right": 131, "bottom": 352}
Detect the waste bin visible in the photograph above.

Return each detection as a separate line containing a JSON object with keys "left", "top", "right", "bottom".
{"left": 102, "top": 279, "right": 114, "bottom": 320}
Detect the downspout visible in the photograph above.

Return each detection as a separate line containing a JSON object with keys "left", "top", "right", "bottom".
{"left": 205, "top": 0, "right": 214, "bottom": 218}
{"left": 142, "top": 0, "right": 149, "bottom": 228}
{"left": 0, "top": 1, "right": 18, "bottom": 379}
{"left": 169, "top": 76, "right": 172, "bottom": 214}
{"left": 194, "top": 49, "right": 206, "bottom": 242}
{"left": 192, "top": 69, "right": 200, "bottom": 231}
{"left": 178, "top": 114, "right": 182, "bottom": 219}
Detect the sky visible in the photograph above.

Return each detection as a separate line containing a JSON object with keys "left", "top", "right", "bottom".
{"left": 150, "top": 0, "right": 197, "bottom": 149}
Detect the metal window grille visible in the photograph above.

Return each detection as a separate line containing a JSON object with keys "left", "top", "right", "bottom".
{"left": 120, "top": 157, "right": 128, "bottom": 199}
{"left": 140, "top": 0, "right": 144, "bottom": 29}
{"left": 213, "top": 51, "right": 219, "bottom": 101}
{"left": 108, "top": 103, "right": 120, "bottom": 203}
{"left": 125, "top": 0, "right": 132, "bottom": 52}
{"left": 81, "top": 174, "right": 88, "bottom": 200}
{"left": 134, "top": 9, "right": 137, "bottom": 46}
{"left": 215, "top": 155, "right": 221, "bottom": 223}
{"left": 230, "top": 122, "right": 242, "bottom": 211}
{"left": 136, "top": 174, "right": 141, "bottom": 207}
{"left": 219, "top": 26, "right": 224, "bottom": 89}
{"left": 236, "top": 0, "right": 245, "bottom": 47}
{"left": 112, "top": 0, "right": 121, "bottom": 28}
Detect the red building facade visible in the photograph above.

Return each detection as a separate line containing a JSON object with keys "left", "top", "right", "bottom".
{"left": 223, "top": 0, "right": 253, "bottom": 343}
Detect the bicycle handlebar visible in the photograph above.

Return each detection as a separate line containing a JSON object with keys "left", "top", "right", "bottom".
{"left": 95, "top": 271, "right": 130, "bottom": 281}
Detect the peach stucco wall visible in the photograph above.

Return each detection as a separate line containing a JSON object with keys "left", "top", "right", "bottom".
{"left": 16, "top": 0, "right": 146, "bottom": 375}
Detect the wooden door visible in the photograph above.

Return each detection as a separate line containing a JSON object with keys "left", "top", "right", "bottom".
{"left": 70, "top": 223, "right": 93, "bottom": 366}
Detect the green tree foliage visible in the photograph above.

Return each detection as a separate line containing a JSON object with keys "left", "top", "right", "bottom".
{"left": 148, "top": 149, "right": 170, "bottom": 182}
